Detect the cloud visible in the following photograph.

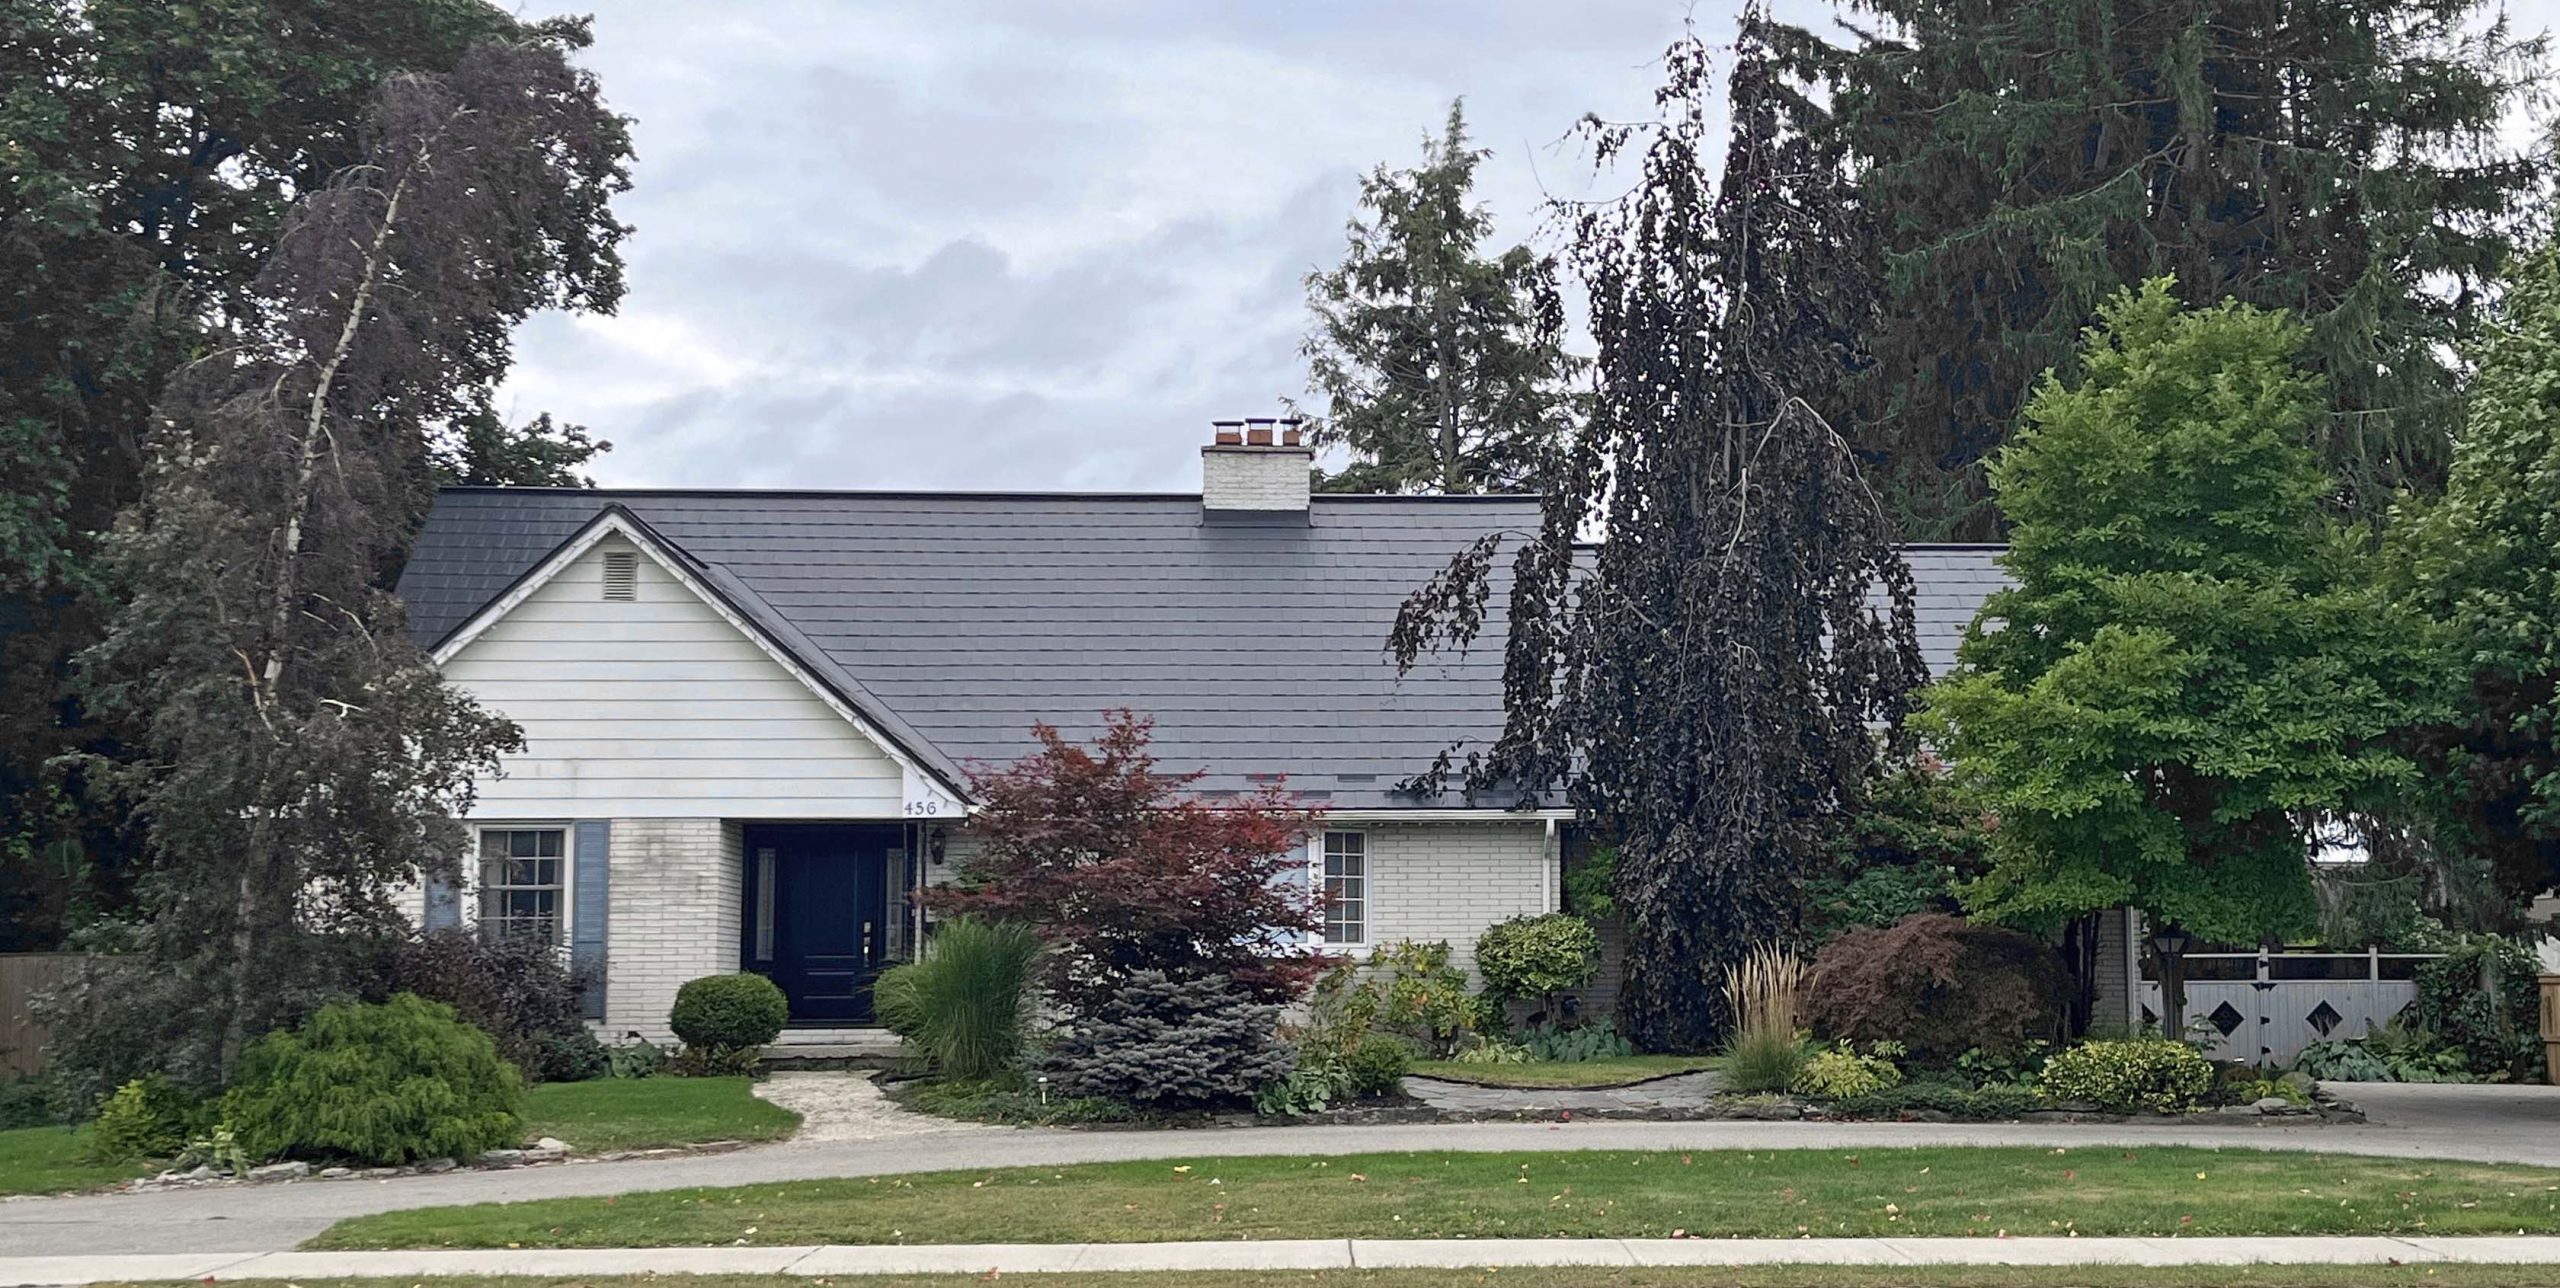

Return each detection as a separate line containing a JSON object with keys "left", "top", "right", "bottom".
{"left": 497, "top": 1, "right": 1829, "bottom": 490}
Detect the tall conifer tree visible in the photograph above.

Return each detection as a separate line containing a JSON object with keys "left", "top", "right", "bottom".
{"left": 1300, "top": 102, "right": 1579, "bottom": 494}
{"left": 1829, "top": 0, "right": 2547, "bottom": 538}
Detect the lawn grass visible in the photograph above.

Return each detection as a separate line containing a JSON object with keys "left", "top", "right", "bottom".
{"left": 0, "top": 1124, "right": 146, "bottom": 1196}
{"left": 308, "top": 1145, "right": 2560, "bottom": 1249}
{"left": 93, "top": 1270, "right": 2560, "bottom": 1288}
{"left": 1409, "top": 1056, "right": 1722, "bottom": 1089}
{"left": 521, "top": 1077, "right": 800, "bottom": 1153}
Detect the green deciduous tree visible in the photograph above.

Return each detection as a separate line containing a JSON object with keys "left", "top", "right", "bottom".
{"left": 1921, "top": 282, "right": 2442, "bottom": 1027}
{"left": 1828, "top": 0, "right": 2549, "bottom": 538}
{"left": 1299, "top": 101, "right": 1579, "bottom": 494}
{"left": 0, "top": 0, "right": 626, "bottom": 948}
{"left": 2393, "top": 243, "right": 2560, "bottom": 912}
{"left": 60, "top": 36, "right": 626, "bottom": 1084}
{"left": 1393, "top": 19, "right": 1925, "bottom": 1052}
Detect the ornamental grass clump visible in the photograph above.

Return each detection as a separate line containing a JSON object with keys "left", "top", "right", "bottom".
{"left": 2037, "top": 1037, "right": 2215, "bottom": 1113}
{"left": 1720, "top": 942, "right": 1806, "bottom": 1092}
{"left": 875, "top": 917, "right": 1041, "bottom": 1081}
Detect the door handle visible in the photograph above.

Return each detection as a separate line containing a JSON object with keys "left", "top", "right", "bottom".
{"left": 863, "top": 920, "right": 874, "bottom": 958}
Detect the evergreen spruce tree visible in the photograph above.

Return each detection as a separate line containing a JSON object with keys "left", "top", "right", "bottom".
{"left": 1393, "top": 17, "right": 1924, "bottom": 1052}
{"left": 1299, "top": 101, "right": 1579, "bottom": 494}
{"left": 1829, "top": 0, "right": 2548, "bottom": 538}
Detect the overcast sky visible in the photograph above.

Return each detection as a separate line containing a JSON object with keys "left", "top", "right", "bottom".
{"left": 499, "top": 1, "right": 2554, "bottom": 494}
{"left": 492, "top": 0, "right": 1842, "bottom": 492}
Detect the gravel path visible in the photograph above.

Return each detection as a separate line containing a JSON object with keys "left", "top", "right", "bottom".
{"left": 752, "top": 1072, "right": 993, "bottom": 1143}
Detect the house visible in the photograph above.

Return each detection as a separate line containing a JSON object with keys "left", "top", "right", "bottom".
{"left": 395, "top": 423, "right": 2016, "bottom": 1042}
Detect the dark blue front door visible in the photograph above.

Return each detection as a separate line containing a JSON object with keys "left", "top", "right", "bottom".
{"left": 743, "top": 825, "right": 899, "bottom": 1025}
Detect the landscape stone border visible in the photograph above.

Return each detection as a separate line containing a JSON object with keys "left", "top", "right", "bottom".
{"left": 123, "top": 1137, "right": 757, "bottom": 1195}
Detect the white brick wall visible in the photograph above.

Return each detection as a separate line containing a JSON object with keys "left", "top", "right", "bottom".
{"left": 1200, "top": 445, "right": 1314, "bottom": 511}
{"left": 603, "top": 818, "right": 742, "bottom": 1041}
{"left": 926, "top": 818, "right": 1557, "bottom": 983}
{"left": 1340, "top": 820, "right": 1554, "bottom": 980}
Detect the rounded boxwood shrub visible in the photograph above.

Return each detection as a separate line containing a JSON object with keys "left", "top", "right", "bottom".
{"left": 2038, "top": 1038, "right": 2215, "bottom": 1113}
{"left": 669, "top": 972, "right": 788, "bottom": 1053}
{"left": 1474, "top": 913, "right": 1602, "bottom": 1006}
{"left": 222, "top": 993, "right": 524, "bottom": 1164}
{"left": 1802, "top": 912, "right": 2066, "bottom": 1064}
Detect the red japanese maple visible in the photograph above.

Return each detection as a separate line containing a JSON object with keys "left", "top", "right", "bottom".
{"left": 933, "top": 710, "right": 1330, "bottom": 1013}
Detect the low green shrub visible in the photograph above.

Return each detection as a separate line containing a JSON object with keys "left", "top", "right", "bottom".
{"left": 874, "top": 917, "right": 1041, "bottom": 1081}
{"left": 82, "top": 1076, "right": 196, "bottom": 1163}
{"left": 1299, "top": 942, "right": 1481, "bottom": 1059}
{"left": 605, "top": 1037, "right": 667, "bottom": 1080}
{"left": 1043, "top": 971, "right": 1291, "bottom": 1112}
{"left": 1828, "top": 1081, "right": 2040, "bottom": 1121}
{"left": 1523, "top": 1020, "right": 1635, "bottom": 1063}
{"left": 2037, "top": 1038, "right": 2214, "bottom": 1113}
{"left": 222, "top": 993, "right": 524, "bottom": 1165}
{"left": 1474, "top": 913, "right": 1601, "bottom": 1015}
{"left": 1793, "top": 1043, "right": 1905, "bottom": 1099}
{"left": 0, "top": 1074, "right": 60, "bottom": 1130}
{"left": 1453, "top": 1038, "right": 1531, "bottom": 1064}
{"left": 1343, "top": 1034, "right": 1413, "bottom": 1096}
{"left": 668, "top": 973, "right": 788, "bottom": 1062}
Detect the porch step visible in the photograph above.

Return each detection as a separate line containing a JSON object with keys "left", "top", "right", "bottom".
{"left": 761, "top": 1028, "right": 905, "bottom": 1070}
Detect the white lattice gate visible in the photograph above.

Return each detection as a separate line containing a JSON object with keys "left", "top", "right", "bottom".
{"left": 2139, "top": 951, "right": 2435, "bottom": 1067}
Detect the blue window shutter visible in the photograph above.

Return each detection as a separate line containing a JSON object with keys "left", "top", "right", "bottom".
{"left": 572, "top": 821, "right": 611, "bottom": 1020}
{"left": 422, "top": 873, "right": 460, "bottom": 931}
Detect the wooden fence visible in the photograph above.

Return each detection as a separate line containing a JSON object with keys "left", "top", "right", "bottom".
{"left": 0, "top": 953, "right": 84, "bottom": 1078}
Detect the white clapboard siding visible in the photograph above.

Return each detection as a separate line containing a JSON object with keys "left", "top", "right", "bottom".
{"left": 441, "top": 536, "right": 904, "bottom": 818}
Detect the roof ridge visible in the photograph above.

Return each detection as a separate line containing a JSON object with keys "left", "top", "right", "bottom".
{"left": 433, "top": 485, "right": 1543, "bottom": 503}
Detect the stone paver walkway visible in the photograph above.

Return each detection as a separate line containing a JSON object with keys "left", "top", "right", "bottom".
{"left": 1404, "top": 1071, "right": 1722, "bottom": 1114}
{"left": 6, "top": 1235, "right": 2560, "bottom": 1284}
{"left": 751, "top": 1072, "right": 992, "bottom": 1142}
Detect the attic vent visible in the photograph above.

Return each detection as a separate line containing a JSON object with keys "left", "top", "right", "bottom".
{"left": 600, "top": 550, "right": 638, "bottom": 602}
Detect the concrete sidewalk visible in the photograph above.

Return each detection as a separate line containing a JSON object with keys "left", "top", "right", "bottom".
{"left": 6, "top": 1237, "right": 2560, "bottom": 1284}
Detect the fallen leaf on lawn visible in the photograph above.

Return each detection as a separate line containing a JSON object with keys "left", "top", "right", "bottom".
{"left": 1173, "top": 1165, "right": 1191, "bottom": 1173}
{"left": 1351, "top": 1173, "right": 1368, "bottom": 1182}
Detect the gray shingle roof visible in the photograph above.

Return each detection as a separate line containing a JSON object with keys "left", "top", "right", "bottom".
{"left": 397, "top": 488, "right": 2009, "bottom": 810}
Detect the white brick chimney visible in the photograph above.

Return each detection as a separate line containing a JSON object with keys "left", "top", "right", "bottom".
{"left": 1200, "top": 417, "right": 1313, "bottom": 515}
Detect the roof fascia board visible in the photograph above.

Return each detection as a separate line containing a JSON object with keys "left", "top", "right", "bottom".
{"left": 427, "top": 506, "right": 971, "bottom": 806}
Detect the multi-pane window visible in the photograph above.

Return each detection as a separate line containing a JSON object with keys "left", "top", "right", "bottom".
{"left": 478, "top": 828, "right": 565, "bottom": 943}
{"left": 1321, "top": 830, "right": 1366, "bottom": 945}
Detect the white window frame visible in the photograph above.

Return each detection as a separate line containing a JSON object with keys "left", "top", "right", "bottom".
{"left": 472, "top": 824, "right": 574, "bottom": 947}
{"left": 1315, "top": 828, "right": 1368, "bottom": 949}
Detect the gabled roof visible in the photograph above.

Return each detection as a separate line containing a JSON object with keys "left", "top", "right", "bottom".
{"left": 397, "top": 487, "right": 2010, "bottom": 811}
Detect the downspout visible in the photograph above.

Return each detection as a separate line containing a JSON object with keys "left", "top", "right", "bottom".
{"left": 1543, "top": 817, "right": 1558, "bottom": 914}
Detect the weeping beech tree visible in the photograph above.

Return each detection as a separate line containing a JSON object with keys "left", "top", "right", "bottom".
{"left": 1392, "top": 17, "right": 1925, "bottom": 1053}
{"left": 66, "top": 39, "right": 629, "bottom": 1086}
